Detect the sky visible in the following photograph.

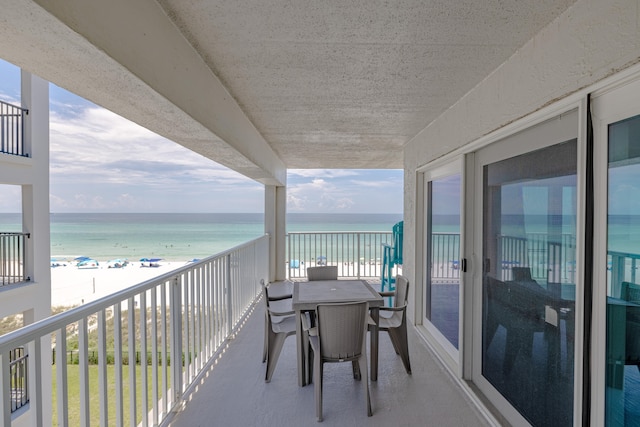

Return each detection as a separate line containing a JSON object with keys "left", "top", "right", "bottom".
{"left": 0, "top": 59, "right": 403, "bottom": 214}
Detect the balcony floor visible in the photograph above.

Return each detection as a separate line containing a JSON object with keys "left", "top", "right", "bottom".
{"left": 165, "top": 297, "right": 492, "bottom": 427}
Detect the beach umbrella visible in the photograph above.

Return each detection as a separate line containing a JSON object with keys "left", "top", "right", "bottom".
{"left": 77, "top": 258, "right": 99, "bottom": 269}
{"left": 140, "top": 258, "right": 163, "bottom": 267}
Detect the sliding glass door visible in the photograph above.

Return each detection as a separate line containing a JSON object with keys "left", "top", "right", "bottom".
{"left": 592, "top": 77, "right": 640, "bottom": 426}
{"left": 423, "top": 160, "right": 462, "bottom": 362}
{"left": 474, "top": 111, "right": 578, "bottom": 426}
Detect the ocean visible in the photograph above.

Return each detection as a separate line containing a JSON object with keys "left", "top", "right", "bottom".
{"left": 0, "top": 212, "right": 402, "bottom": 262}
{"left": 2, "top": 212, "right": 639, "bottom": 263}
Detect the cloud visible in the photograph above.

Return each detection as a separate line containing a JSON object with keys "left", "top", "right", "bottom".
{"left": 47, "top": 104, "right": 261, "bottom": 212}
{"left": 288, "top": 169, "right": 359, "bottom": 179}
{"left": 0, "top": 61, "right": 403, "bottom": 214}
{"left": 286, "top": 169, "right": 403, "bottom": 213}
{"left": 50, "top": 107, "right": 258, "bottom": 185}
{"left": 287, "top": 178, "right": 356, "bottom": 212}
{"left": 349, "top": 179, "right": 401, "bottom": 188}
{"left": 0, "top": 185, "right": 21, "bottom": 212}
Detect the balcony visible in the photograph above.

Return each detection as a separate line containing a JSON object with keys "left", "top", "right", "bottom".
{"left": 0, "top": 100, "right": 28, "bottom": 158}
{"left": 163, "top": 290, "right": 489, "bottom": 426}
{"left": 0, "top": 234, "right": 491, "bottom": 426}
{"left": 0, "top": 232, "right": 29, "bottom": 286}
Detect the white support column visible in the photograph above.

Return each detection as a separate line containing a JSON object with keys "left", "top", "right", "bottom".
{"left": 265, "top": 184, "right": 287, "bottom": 282}
{"left": 21, "top": 70, "right": 51, "bottom": 308}
{"left": 21, "top": 70, "right": 52, "bottom": 425}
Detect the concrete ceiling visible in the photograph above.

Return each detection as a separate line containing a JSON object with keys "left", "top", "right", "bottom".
{"left": 0, "top": 0, "right": 576, "bottom": 184}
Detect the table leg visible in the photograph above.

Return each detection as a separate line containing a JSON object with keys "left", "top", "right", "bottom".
{"left": 370, "top": 307, "right": 379, "bottom": 381}
{"left": 295, "top": 309, "right": 306, "bottom": 386}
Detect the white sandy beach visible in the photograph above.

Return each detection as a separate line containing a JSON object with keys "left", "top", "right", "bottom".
{"left": 49, "top": 259, "right": 445, "bottom": 309}
{"left": 50, "top": 261, "right": 189, "bottom": 308}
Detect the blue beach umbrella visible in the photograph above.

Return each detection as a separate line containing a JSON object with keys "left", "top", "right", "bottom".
{"left": 140, "top": 258, "right": 163, "bottom": 267}
{"left": 77, "top": 258, "right": 99, "bottom": 268}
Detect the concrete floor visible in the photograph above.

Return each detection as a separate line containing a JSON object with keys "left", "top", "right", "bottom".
{"left": 164, "top": 298, "right": 494, "bottom": 427}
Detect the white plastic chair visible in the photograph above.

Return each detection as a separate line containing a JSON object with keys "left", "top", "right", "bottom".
{"left": 261, "top": 280, "right": 297, "bottom": 382}
{"left": 261, "top": 279, "right": 293, "bottom": 363}
{"left": 371, "top": 274, "right": 411, "bottom": 374}
{"left": 306, "top": 301, "right": 372, "bottom": 421}
{"left": 307, "top": 265, "right": 338, "bottom": 281}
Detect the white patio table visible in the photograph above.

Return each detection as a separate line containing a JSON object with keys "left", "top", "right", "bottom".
{"left": 292, "top": 279, "right": 384, "bottom": 387}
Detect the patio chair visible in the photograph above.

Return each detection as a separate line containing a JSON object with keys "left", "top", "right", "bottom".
{"left": 621, "top": 282, "right": 640, "bottom": 372}
{"left": 484, "top": 275, "right": 548, "bottom": 375}
{"left": 371, "top": 274, "right": 412, "bottom": 374}
{"left": 307, "top": 265, "right": 338, "bottom": 281}
{"left": 261, "top": 279, "right": 293, "bottom": 363}
{"left": 305, "top": 301, "right": 372, "bottom": 421}
{"left": 622, "top": 281, "right": 640, "bottom": 303}
{"left": 261, "top": 280, "right": 297, "bottom": 382}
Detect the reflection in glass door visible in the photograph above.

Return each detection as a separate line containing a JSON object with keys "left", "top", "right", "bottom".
{"left": 482, "top": 140, "right": 577, "bottom": 426}
{"left": 605, "top": 114, "right": 640, "bottom": 426}
{"left": 426, "top": 173, "right": 461, "bottom": 349}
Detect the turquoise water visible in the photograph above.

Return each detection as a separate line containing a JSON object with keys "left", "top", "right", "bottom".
{"left": 0, "top": 213, "right": 402, "bottom": 262}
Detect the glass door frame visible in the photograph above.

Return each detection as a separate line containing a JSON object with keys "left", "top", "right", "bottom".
{"left": 471, "top": 109, "right": 584, "bottom": 426}
{"left": 418, "top": 157, "right": 465, "bottom": 375}
{"left": 591, "top": 76, "right": 640, "bottom": 425}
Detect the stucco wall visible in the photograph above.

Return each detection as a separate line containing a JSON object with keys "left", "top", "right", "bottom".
{"left": 403, "top": 0, "right": 640, "bottom": 319}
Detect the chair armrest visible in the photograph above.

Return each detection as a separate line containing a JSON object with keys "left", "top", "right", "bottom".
{"left": 268, "top": 293, "right": 293, "bottom": 302}
{"left": 300, "top": 312, "right": 317, "bottom": 336}
{"left": 267, "top": 307, "right": 295, "bottom": 317}
{"left": 378, "top": 305, "right": 406, "bottom": 313}
{"left": 378, "top": 291, "right": 395, "bottom": 297}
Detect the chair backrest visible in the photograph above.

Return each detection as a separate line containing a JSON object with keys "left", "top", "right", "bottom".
{"left": 512, "top": 266, "right": 533, "bottom": 282}
{"left": 307, "top": 265, "right": 338, "bottom": 281}
{"left": 622, "top": 281, "right": 640, "bottom": 303}
{"left": 394, "top": 275, "right": 409, "bottom": 308}
{"left": 392, "top": 221, "right": 403, "bottom": 265}
{"left": 316, "top": 301, "right": 368, "bottom": 362}
{"left": 260, "top": 279, "right": 273, "bottom": 309}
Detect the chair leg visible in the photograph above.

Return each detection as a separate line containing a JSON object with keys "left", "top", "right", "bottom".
{"left": 389, "top": 326, "right": 412, "bottom": 374}
{"left": 360, "top": 350, "right": 372, "bottom": 416}
{"left": 315, "top": 357, "right": 323, "bottom": 421}
{"left": 262, "top": 313, "right": 268, "bottom": 363}
{"left": 265, "top": 331, "right": 287, "bottom": 382}
{"left": 386, "top": 329, "right": 401, "bottom": 355}
{"left": 352, "top": 360, "right": 361, "bottom": 380}
{"left": 306, "top": 338, "right": 314, "bottom": 385}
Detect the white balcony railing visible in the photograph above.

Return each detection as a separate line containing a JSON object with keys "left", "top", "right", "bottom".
{"left": 0, "top": 235, "right": 268, "bottom": 426}
{"left": 0, "top": 232, "right": 29, "bottom": 286}
{"left": 286, "top": 231, "right": 393, "bottom": 279}
{"left": 0, "top": 100, "right": 28, "bottom": 157}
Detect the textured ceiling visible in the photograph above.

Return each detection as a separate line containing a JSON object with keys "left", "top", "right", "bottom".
{"left": 0, "top": 0, "right": 577, "bottom": 177}
{"left": 157, "top": 0, "right": 576, "bottom": 169}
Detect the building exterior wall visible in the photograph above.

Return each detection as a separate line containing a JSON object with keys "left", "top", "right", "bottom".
{"left": 403, "top": 0, "right": 640, "bottom": 318}
{"left": 0, "top": 71, "right": 51, "bottom": 426}
{"left": 403, "top": 0, "right": 640, "bottom": 422}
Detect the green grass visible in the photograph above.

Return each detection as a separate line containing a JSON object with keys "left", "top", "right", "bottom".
{"left": 51, "top": 363, "right": 171, "bottom": 426}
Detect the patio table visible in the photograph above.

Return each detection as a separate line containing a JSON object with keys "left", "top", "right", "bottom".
{"left": 292, "top": 279, "right": 384, "bottom": 386}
